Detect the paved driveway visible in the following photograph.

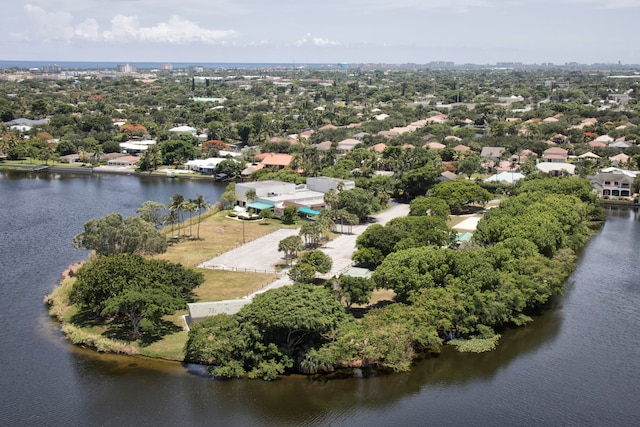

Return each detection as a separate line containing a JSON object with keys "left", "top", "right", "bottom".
{"left": 198, "top": 228, "right": 300, "bottom": 273}
{"left": 198, "top": 202, "right": 410, "bottom": 298}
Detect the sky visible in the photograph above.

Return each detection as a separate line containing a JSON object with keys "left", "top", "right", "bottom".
{"left": 2, "top": 0, "right": 639, "bottom": 65}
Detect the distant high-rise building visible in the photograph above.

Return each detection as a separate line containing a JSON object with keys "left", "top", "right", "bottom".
{"left": 43, "top": 64, "right": 62, "bottom": 73}
{"left": 161, "top": 63, "right": 173, "bottom": 70}
{"left": 117, "top": 64, "right": 136, "bottom": 73}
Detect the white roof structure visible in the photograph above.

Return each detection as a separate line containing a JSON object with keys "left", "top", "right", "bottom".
{"left": 484, "top": 171, "right": 525, "bottom": 184}
{"left": 119, "top": 140, "right": 156, "bottom": 151}
{"left": 578, "top": 152, "right": 601, "bottom": 159}
{"left": 169, "top": 125, "right": 197, "bottom": 134}
{"left": 599, "top": 167, "right": 639, "bottom": 178}
{"left": 594, "top": 135, "right": 614, "bottom": 143}
{"left": 536, "top": 162, "right": 576, "bottom": 175}
{"left": 185, "top": 158, "right": 229, "bottom": 170}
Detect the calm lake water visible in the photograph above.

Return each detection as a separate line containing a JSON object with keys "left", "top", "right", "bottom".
{"left": 1, "top": 170, "right": 639, "bottom": 426}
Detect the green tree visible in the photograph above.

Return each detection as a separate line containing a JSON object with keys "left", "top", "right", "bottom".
{"left": 288, "top": 262, "right": 317, "bottom": 283}
{"left": 70, "top": 254, "right": 203, "bottom": 337}
{"left": 185, "top": 284, "right": 349, "bottom": 380}
{"left": 168, "top": 193, "right": 186, "bottom": 236}
{"left": 281, "top": 205, "right": 298, "bottom": 224}
{"left": 329, "top": 275, "right": 375, "bottom": 309}
{"left": 399, "top": 164, "right": 441, "bottom": 200}
{"left": 409, "top": 196, "right": 451, "bottom": 220}
{"left": 215, "top": 158, "right": 244, "bottom": 179}
{"left": 136, "top": 200, "right": 166, "bottom": 228}
{"left": 160, "top": 139, "right": 197, "bottom": 166}
{"left": 219, "top": 182, "right": 237, "bottom": 209}
{"left": 278, "top": 235, "right": 302, "bottom": 265}
{"left": 72, "top": 213, "right": 167, "bottom": 256}
{"left": 193, "top": 194, "right": 209, "bottom": 239}
{"left": 337, "top": 188, "right": 381, "bottom": 222}
{"left": 138, "top": 144, "right": 162, "bottom": 173}
{"left": 430, "top": 180, "right": 491, "bottom": 214}
{"left": 299, "top": 221, "right": 323, "bottom": 247}
{"left": 298, "top": 250, "right": 333, "bottom": 274}
{"left": 457, "top": 155, "right": 481, "bottom": 178}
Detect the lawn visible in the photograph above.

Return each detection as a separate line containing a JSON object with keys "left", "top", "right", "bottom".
{"left": 153, "top": 210, "right": 286, "bottom": 268}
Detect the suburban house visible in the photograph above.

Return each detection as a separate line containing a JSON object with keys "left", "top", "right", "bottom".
{"left": 485, "top": 171, "right": 525, "bottom": 184}
{"left": 480, "top": 146, "right": 506, "bottom": 161}
{"left": 315, "top": 141, "right": 333, "bottom": 151}
{"left": 453, "top": 144, "right": 472, "bottom": 153}
{"left": 439, "top": 171, "right": 458, "bottom": 182}
{"left": 254, "top": 153, "right": 293, "bottom": 170}
{"left": 536, "top": 162, "right": 575, "bottom": 176}
{"left": 542, "top": 147, "right": 569, "bottom": 163}
{"left": 590, "top": 168, "right": 638, "bottom": 199}
{"left": 119, "top": 140, "right": 156, "bottom": 154}
{"left": 186, "top": 157, "right": 242, "bottom": 175}
{"left": 107, "top": 155, "right": 139, "bottom": 167}
{"left": 609, "top": 153, "right": 630, "bottom": 166}
{"left": 426, "top": 142, "right": 446, "bottom": 150}
{"left": 336, "top": 138, "right": 361, "bottom": 153}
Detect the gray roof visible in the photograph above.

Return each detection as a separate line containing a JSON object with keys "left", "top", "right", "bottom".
{"left": 480, "top": 146, "right": 506, "bottom": 159}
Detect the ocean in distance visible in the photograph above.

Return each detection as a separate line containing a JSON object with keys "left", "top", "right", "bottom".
{"left": 0, "top": 60, "right": 334, "bottom": 70}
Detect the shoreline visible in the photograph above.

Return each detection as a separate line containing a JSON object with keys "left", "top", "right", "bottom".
{"left": 0, "top": 162, "right": 225, "bottom": 182}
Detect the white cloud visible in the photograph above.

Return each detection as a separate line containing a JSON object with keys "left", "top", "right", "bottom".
{"left": 294, "top": 33, "right": 341, "bottom": 47}
{"left": 11, "top": 4, "right": 237, "bottom": 44}
{"left": 11, "top": 4, "right": 75, "bottom": 41}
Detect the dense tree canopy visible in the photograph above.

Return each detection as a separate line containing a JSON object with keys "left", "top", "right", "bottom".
{"left": 337, "top": 187, "right": 382, "bottom": 222}
{"left": 184, "top": 284, "right": 350, "bottom": 380}
{"left": 409, "top": 196, "right": 451, "bottom": 220}
{"left": 70, "top": 254, "right": 203, "bottom": 337}
{"left": 353, "top": 216, "right": 454, "bottom": 268}
{"left": 429, "top": 180, "right": 492, "bottom": 214}
{"left": 72, "top": 213, "right": 167, "bottom": 256}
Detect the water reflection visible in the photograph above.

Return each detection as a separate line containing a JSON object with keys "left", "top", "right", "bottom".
{"left": 3, "top": 172, "right": 640, "bottom": 426}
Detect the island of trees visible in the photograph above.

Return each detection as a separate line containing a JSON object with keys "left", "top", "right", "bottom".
{"left": 19, "top": 62, "right": 636, "bottom": 379}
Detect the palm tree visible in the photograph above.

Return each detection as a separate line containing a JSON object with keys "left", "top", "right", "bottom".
{"left": 193, "top": 194, "right": 209, "bottom": 239}
{"left": 164, "top": 209, "right": 179, "bottom": 239}
{"left": 245, "top": 189, "right": 257, "bottom": 203}
{"left": 185, "top": 200, "right": 197, "bottom": 237}
{"left": 168, "top": 193, "right": 185, "bottom": 236}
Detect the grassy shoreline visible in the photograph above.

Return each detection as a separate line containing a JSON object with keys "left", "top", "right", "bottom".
{"left": 45, "top": 208, "right": 288, "bottom": 361}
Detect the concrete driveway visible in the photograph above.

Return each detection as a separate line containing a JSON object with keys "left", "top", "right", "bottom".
{"left": 198, "top": 228, "right": 300, "bottom": 273}
{"left": 195, "top": 201, "right": 410, "bottom": 305}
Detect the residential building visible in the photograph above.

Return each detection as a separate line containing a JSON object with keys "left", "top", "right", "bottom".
{"left": 336, "top": 138, "right": 361, "bottom": 154}
{"left": 542, "top": 147, "right": 569, "bottom": 163}
{"left": 591, "top": 168, "right": 638, "bottom": 199}
{"left": 254, "top": 153, "right": 293, "bottom": 170}
{"left": 480, "top": 146, "right": 506, "bottom": 161}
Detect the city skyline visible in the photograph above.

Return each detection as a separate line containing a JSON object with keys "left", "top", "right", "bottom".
{"left": 2, "top": 1, "right": 639, "bottom": 65}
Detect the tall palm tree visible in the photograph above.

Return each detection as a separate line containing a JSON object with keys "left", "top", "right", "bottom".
{"left": 185, "top": 200, "right": 197, "bottom": 237}
{"left": 164, "top": 209, "right": 179, "bottom": 239}
{"left": 168, "top": 193, "right": 185, "bottom": 237}
{"left": 193, "top": 194, "right": 209, "bottom": 239}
